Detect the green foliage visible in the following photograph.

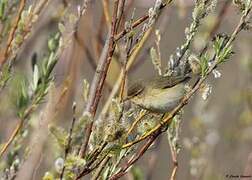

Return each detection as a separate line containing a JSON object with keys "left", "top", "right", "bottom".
{"left": 213, "top": 35, "right": 233, "bottom": 63}
{"left": 71, "top": 112, "right": 92, "bottom": 145}
{"left": 65, "top": 153, "right": 86, "bottom": 167}
{"left": 32, "top": 33, "right": 61, "bottom": 104}
{"left": 10, "top": 74, "right": 29, "bottom": 116}
{"left": 110, "top": 99, "right": 122, "bottom": 123}
{"left": 0, "top": 1, "right": 251, "bottom": 179}
{"left": 165, "top": 0, "right": 217, "bottom": 76}
{"left": 49, "top": 125, "right": 68, "bottom": 148}
{"left": 42, "top": 172, "right": 55, "bottom": 180}
{"left": 0, "top": 63, "right": 11, "bottom": 88}
{"left": 104, "top": 144, "right": 122, "bottom": 155}
{"left": 64, "top": 154, "right": 86, "bottom": 176}
{"left": 199, "top": 54, "right": 209, "bottom": 77}
{"left": 0, "top": 0, "right": 7, "bottom": 20}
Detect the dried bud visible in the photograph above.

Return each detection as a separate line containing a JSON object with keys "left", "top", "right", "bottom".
{"left": 189, "top": 54, "right": 201, "bottom": 74}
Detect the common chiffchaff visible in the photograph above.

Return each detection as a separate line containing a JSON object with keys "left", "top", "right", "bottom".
{"left": 127, "top": 75, "right": 190, "bottom": 113}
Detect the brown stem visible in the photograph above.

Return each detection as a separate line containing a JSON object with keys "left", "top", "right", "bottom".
{"left": 110, "top": 7, "right": 252, "bottom": 179}
{"left": 114, "top": 2, "right": 169, "bottom": 41}
{"left": 77, "top": 142, "right": 108, "bottom": 178}
{"left": 0, "top": 104, "right": 34, "bottom": 158}
{"left": 170, "top": 163, "right": 178, "bottom": 180}
{"left": 60, "top": 103, "right": 77, "bottom": 180}
{"left": 91, "top": 156, "right": 111, "bottom": 180}
{"left": 123, "top": 1, "right": 251, "bottom": 150}
{"left": 79, "top": 0, "right": 121, "bottom": 157}
{"left": 0, "top": 120, "right": 24, "bottom": 157}
{"left": 109, "top": 133, "right": 159, "bottom": 180}
{"left": 0, "top": 0, "right": 26, "bottom": 67}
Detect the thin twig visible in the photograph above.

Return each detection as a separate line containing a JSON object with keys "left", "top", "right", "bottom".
{"left": 0, "top": 82, "right": 69, "bottom": 158}
{"left": 60, "top": 103, "right": 77, "bottom": 180}
{"left": 107, "top": 3, "right": 252, "bottom": 179}
{"left": 79, "top": 0, "right": 121, "bottom": 157}
{"left": 0, "top": 120, "right": 24, "bottom": 157}
{"left": 126, "top": 110, "right": 147, "bottom": 136}
{"left": 91, "top": 156, "right": 111, "bottom": 180}
{"left": 99, "top": 27, "right": 153, "bottom": 119}
{"left": 0, "top": 0, "right": 52, "bottom": 92}
{"left": 200, "top": 0, "right": 231, "bottom": 56}
{"left": 0, "top": 0, "right": 26, "bottom": 67}
{"left": 122, "top": 5, "right": 252, "bottom": 149}
{"left": 170, "top": 164, "right": 178, "bottom": 180}
{"left": 0, "top": 105, "right": 35, "bottom": 158}
{"left": 99, "top": 1, "right": 173, "bottom": 119}
{"left": 76, "top": 142, "right": 108, "bottom": 180}
{"left": 109, "top": 133, "right": 159, "bottom": 180}
{"left": 77, "top": 142, "right": 108, "bottom": 178}
{"left": 119, "top": 30, "right": 132, "bottom": 102}
{"left": 114, "top": 1, "right": 172, "bottom": 41}
{"left": 168, "top": 133, "right": 178, "bottom": 180}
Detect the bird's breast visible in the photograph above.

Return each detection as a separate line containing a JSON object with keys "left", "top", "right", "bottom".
{"left": 131, "top": 83, "right": 186, "bottom": 113}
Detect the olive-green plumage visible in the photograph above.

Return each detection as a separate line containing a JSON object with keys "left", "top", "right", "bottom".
{"left": 127, "top": 75, "right": 190, "bottom": 113}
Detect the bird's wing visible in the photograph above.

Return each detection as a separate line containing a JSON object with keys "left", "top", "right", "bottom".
{"left": 152, "top": 75, "right": 190, "bottom": 89}
{"left": 127, "top": 80, "right": 145, "bottom": 99}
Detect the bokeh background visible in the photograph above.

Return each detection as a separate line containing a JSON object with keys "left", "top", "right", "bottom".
{"left": 0, "top": 0, "right": 252, "bottom": 179}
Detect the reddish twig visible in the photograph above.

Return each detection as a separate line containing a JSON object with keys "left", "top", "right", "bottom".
{"left": 109, "top": 132, "right": 159, "bottom": 180}
{"left": 0, "top": 0, "right": 26, "bottom": 67}
{"left": 91, "top": 155, "right": 111, "bottom": 180}
{"left": 0, "top": 104, "right": 35, "bottom": 158}
{"left": 76, "top": 142, "right": 108, "bottom": 179}
{"left": 114, "top": 2, "right": 168, "bottom": 41}
{"left": 60, "top": 103, "right": 77, "bottom": 180}
{"left": 79, "top": 0, "right": 122, "bottom": 157}
{"left": 109, "top": 7, "right": 251, "bottom": 179}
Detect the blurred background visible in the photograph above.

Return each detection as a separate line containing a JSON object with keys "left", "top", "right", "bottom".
{"left": 0, "top": 0, "right": 252, "bottom": 179}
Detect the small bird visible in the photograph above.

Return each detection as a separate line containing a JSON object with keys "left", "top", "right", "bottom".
{"left": 127, "top": 75, "right": 190, "bottom": 113}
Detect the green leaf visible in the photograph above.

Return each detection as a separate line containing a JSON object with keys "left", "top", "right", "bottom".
{"left": 218, "top": 45, "right": 233, "bottom": 63}
{"left": 32, "top": 65, "right": 39, "bottom": 91}
{"left": 48, "top": 38, "right": 57, "bottom": 52}
{"left": 15, "top": 76, "right": 29, "bottom": 112}
{"left": 0, "top": 0, "right": 7, "bottom": 20}
{"left": 199, "top": 55, "right": 209, "bottom": 77}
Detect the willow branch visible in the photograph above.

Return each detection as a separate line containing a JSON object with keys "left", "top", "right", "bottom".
{"left": 122, "top": 5, "right": 252, "bottom": 149}
{"left": 79, "top": 0, "right": 121, "bottom": 157}
{"left": 0, "top": 0, "right": 26, "bottom": 67}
